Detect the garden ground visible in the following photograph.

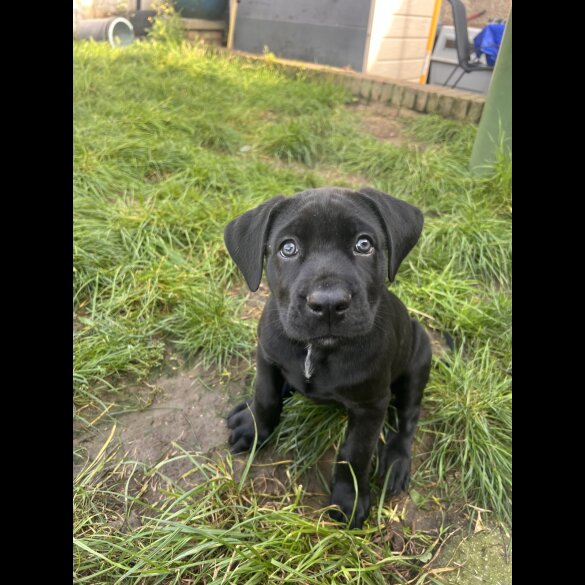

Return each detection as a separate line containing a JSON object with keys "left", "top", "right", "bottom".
{"left": 74, "top": 38, "right": 511, "bottom": 584}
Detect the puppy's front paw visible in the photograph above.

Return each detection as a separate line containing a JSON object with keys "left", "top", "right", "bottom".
{"left": 379, "top": 445, "right": 411, "bottom": 496}
{"left": 226, "top": 401, "right": 270, "bottom": 453}
{"left": 329, "top": 482, "right": 370, "bottom": 529}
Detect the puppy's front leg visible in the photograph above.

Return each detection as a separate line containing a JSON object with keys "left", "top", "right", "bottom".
{"left": 227, "top": 348, "right": 285, "bottom": 453}
{"left": 379, "top": 320, "right": 432, "bottom": 495}
{"left": 330, "top": 399, "right": 389, "bottom": 529}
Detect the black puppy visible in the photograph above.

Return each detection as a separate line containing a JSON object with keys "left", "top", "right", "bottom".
{"left": 224, "top": 187, "right": 432, "bottom": 528}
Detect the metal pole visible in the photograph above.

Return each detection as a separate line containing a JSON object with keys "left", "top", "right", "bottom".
{"left": 470, "top": 8, "right": 512, "bottom": 175}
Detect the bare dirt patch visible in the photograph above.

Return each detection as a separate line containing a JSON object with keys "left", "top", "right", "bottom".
{"left": 73, "top": 358, "right": 252, "bottom": 478}
{"left": 346, "top": 102, "right": 422, "bottom": 146}
{"left": 228, "top": 280, "right": 270, "bottom": 322}
{"left": 431, "top": 528, "right": 512, "bottom": 585}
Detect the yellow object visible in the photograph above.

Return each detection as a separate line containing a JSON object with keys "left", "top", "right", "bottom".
{"left": 227, "top": 0, "right": 238, "bottom": 50}
{"left": 419, "top": 0, "right": 443, "bottom": 84}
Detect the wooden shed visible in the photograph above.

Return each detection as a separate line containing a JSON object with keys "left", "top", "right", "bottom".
{"left": 233, "top": 0, "right": 438, "bottom": 83}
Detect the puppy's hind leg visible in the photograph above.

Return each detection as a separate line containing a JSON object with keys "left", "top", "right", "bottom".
{"left": 379, "top": 319, "right": 432, "bottom": 495}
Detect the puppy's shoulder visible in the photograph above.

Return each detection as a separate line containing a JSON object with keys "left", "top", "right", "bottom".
{"left": 380, "top": 287, "right": 410, "bottom": 318}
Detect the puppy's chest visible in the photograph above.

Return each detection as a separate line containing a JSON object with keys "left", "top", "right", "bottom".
{"left": 279, "top": 345, "right": 366, "bottom": 403}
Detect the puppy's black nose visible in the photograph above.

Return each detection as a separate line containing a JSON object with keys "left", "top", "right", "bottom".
{"left": 307, "top": 288, "right": 352, "bottom": 317}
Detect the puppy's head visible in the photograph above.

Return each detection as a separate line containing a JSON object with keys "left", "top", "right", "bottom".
{"left": 224, "top": 187, "right": 423, "bottom": 345}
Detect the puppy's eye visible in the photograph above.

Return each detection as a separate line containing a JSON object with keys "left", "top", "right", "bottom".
{"left": 280, "top": 240, "right": 298, "bottom": 258}
{"left": 355, "top": 237, "right": 373, "bottom": 255}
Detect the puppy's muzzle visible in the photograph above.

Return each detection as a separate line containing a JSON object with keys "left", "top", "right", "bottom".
{"left": 306, "top": 287, "right": 352, "bottom": 324}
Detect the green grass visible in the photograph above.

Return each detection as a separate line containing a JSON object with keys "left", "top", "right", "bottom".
{"left": 423, "top": 343, "right": 512, "bottom": 526}
{"left": 74, "top": 36, "right": 511, "bottom": 583}
{"left": 74, "top": 439, "right": 441, "bottom": 583}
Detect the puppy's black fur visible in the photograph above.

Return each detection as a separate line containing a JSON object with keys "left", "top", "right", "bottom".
{"left": 224, "top": 187, "right": 432, "bottom": 528}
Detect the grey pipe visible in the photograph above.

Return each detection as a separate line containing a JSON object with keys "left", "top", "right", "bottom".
{"left": 76, "top": 17, "right": 134, "bottom": 47}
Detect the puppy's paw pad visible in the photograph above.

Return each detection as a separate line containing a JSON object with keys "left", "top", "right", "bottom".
{"left": 227, "top": 401, "right": 251, "bottom": 423}
{"left": 226, "top": 402, "right": 270, "bottom": 453}
{"left": 329, "top": 486, "right": 370, "bottom": 529}
{"left": 328, "top": 505, "right": 368, "bottom": 530}
{"left": 328, "top": 508, "right": 348, "bottom": 524}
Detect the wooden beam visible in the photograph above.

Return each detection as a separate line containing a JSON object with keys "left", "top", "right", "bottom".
{"left": 227, "top": 0, "right": 238, "bottom": 50}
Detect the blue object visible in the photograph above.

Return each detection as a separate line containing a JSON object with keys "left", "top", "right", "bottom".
{"left": 473, "top": 23, "right": 505, "bottom": 66}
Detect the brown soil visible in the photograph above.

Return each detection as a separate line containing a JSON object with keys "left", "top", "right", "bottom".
{"left": 346, "top": 101, "right": 423, "bottom": 147}
{"left": 73, "top": 358, "right": 252, "bottom": 478}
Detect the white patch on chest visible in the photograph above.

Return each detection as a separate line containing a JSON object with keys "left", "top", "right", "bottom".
{"left": 303, "top": 344, "right": 314, "bottom": 380}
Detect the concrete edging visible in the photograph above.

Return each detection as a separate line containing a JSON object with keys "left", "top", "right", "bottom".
{"left": 204, "top": 46, "right": 484, "bottom": 123}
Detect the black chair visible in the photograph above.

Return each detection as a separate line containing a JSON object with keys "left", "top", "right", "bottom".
{"left": 444, "top": 0, "right": 494, "bottom": 89}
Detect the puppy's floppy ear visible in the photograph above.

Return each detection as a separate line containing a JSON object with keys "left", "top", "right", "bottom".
{"left": 224, "top": 195, "right": 287, "bottom": 292}
{"left": 357, "top": 187, "right": 423, "bottom": 282}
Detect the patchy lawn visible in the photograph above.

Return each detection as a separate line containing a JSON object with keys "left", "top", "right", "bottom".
{"left": 74, "top": 38, "right": 511, "bottom": 583}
